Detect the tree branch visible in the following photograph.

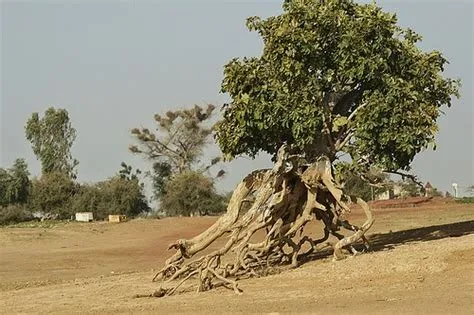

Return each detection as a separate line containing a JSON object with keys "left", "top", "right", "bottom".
{"left": 382, "top": 170, "right": 424, "bottom": 188}
{"left": 335, "top": 130, "right": 354, "bottom": 151}
{"left": 322, "top": 92, "right": 336, "bottom": 152}
{"left": 347, "top": 102, "right": 368, "bottom": 123}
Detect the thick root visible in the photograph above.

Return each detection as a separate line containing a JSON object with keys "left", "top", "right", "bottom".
{"left": 333, "top": 197, "right": 374, "bottom": 260}
{"left": 151, "top": 146, "right": 374, "bottom": 296}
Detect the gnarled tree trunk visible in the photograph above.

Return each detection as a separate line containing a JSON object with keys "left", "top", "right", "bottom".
{"left": 150, "top": 145, "right": 374, "bottom": 297}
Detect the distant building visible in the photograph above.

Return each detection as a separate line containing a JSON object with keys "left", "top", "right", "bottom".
{"left": 375, "top": 183, "right": 402, "bottom": 200}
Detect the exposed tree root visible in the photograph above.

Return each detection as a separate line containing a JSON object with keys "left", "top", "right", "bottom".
{"left": 151, "top": 145, "right": 374, "bottom": 297}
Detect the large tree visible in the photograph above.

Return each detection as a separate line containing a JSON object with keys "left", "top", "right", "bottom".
{"left": 151, "top": 0, "right": 459, "bottom": 297}
{"left": 25, "top": 107, "right": 79, "bottom": 179}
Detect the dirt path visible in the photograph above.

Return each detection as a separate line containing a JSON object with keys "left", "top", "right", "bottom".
{"left": 0, "top": 203, "right": 473, "bottom": 314}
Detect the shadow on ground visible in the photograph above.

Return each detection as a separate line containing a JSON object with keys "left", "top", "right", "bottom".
{"left": 300, "top": 220, "right": 474, "bottom": 263}
{"left": 367, "top": 220, "right": 474, "bottom": 251}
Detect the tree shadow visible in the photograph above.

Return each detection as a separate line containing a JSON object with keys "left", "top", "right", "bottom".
{"left": 299, "top": 220, "right": 474, "bottom": 263}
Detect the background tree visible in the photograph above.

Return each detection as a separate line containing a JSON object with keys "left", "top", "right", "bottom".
{"left": 72, "top": 176, "right": 150, "bottom": 220}
{"left": 150, "top": 162, "right": 173, "bottom": 199}
{"left": 28, "top": 172, "right": 78, "bottom": 219}
{"left": 118, "top": 162, "right": 142, "bottom": 180}
{"left": 130, "top": 104, "right": 217, "bottom": 173}
{"left": 153, "top": 0, "right": 460, "bottom": 296}
{"left": 70, "top": 163, "right": 149, "bottom": 220}
{"left": 398, "top": 179, "right": 422, "bottom": 197}
{"left": 0, "top": 159, "right": 31, "bottom": 206}
{"left": 25, "top": 107, "right": 79, "bottom": 178}
{"left": 335, "top": 163, "right": 389, "bottom": 201}
{"left": 130, "top": 104, "right": 222, "bottom": 202}
{"left": 160, "top": 171, "right": 227, "bottom": 217}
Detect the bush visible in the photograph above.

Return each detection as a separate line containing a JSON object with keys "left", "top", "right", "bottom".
{"left": 28, "top": 172, "right": 78, "bottom": 219}
{"left": 160, "top": 171, "right": 227, "bottom": 217}
{"left": 0, "top": 204, "right": 34, "bottom": 225}
{"left": 71, "top": 176, "right": 150, "bottom": 220}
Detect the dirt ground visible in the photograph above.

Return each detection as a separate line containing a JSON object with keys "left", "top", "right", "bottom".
{"left": 1, "top": 200, "right": 473, "bottom": 314}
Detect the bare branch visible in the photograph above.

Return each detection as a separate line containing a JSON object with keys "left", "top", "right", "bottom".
{"left": 382, "top": 170, "right": 424, "bottom": 188}
{"left": 335, "top": 130, "right": 354, "bottom": 151}
{"left": 347, "top": 102, "right": 368, "bottom": 123}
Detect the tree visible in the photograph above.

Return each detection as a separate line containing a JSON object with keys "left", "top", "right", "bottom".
{"left": 335, "top": 163, "right": 389, "bottom": 201}
{"left": 399, "top": 179, "right": 422, "bottom": 197}
{"left": 72, "top": 177, "right": 150, "bottom": 220}
{"left": 160, "top": 171, "right": 227, "bottom": 217}
{"left": 130, "top": 104, "right": 221, "bottom": 201}
{"left": 71, "top": 163, "right": 149, "bottom": 220}
{"left": 0, "top": 159, "right": 31, "bottom": 206}
{"left": 150, "top": 162, "right": 173, "bottom": 199}
{"left": 152, "top": 0, "right": 459, "bottom": 297}
{"left": 25, "top": 107, "right": 79, "bottom": 178}
{"left": 118, "top": 162, "right": 142, "bottom": 181}
{"left": 28, "top": 172, "right": 78, "bottom": 219}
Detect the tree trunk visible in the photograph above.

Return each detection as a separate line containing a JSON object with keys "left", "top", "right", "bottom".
{"left": 150, "top": 145, "right": 374, "bottom": 296}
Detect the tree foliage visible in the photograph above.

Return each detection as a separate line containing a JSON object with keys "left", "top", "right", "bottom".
{"left": 130, "top": 104, "right": 217, "bottom": 173}
{"left": 72, "top": 176, "right": 150, "bottom": 220}
{"left": 215, "top": 0, "right": 460, "bottom": 176}
{"left": 150, "top": 161, "right": 173, "bottom": 199}
{"left": 335, "top": 163, "right": 389, "bottom": 201}
{"left": 398, "top": 179, "right": 422, "bottom": 197}
{"left": 28, "top": 172, "right": 78, "bottom": 219}
{"left": 130, "top": 104, "right": 222, "bottom": 201}
{"left": 0, "top": 159, "right": 31, "bottom": 206}
{"left": 118, "top": 162, "right": 142, "bottom": 180}
{"left": 0, "top": 204, "right": 33, "bottom": 226}
{"left": 25, "top": 107, "right": 79, "bottom": 178}
{"left": 160, "top": 171, "right": 226, "bottom": 217}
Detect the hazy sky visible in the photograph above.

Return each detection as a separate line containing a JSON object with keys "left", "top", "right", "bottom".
{"left": 1, "top": 0, "right": 473, "bottom": 198}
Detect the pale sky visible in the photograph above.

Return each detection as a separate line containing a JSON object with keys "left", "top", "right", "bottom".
{"left": 1, "top": 0, "right": 473, "bottom": 198}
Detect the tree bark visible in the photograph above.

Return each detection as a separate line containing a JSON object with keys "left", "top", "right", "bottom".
{"left": 151, "top": 145, "right": 374, "bottom": 296}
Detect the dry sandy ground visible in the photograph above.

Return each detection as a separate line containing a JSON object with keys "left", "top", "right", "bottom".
{"left": 0, "top": 201, "right": 473, "bottom": 314}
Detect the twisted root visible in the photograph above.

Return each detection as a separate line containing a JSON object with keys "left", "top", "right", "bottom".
{"left": 150, "top": 147, "right": 374, "bottom": 297}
